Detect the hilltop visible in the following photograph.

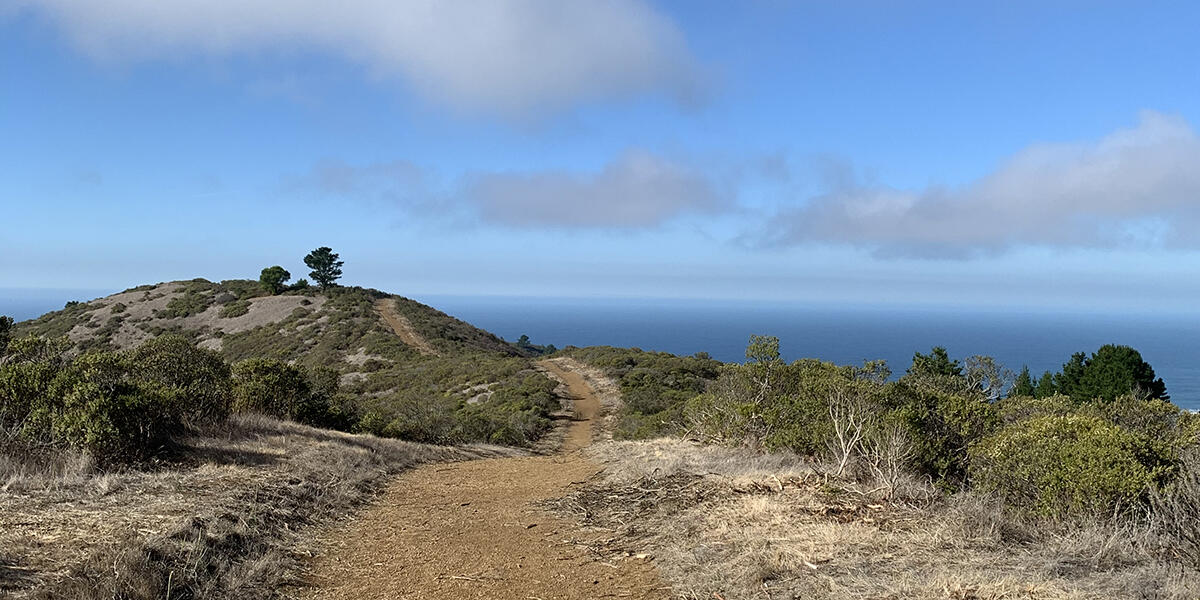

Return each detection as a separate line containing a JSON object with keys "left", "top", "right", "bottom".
{"left": 15, "top": 278, "right": 520, "bottom": 360}
{"left": 12, "top": 279, "right": 561, "bottom": 447}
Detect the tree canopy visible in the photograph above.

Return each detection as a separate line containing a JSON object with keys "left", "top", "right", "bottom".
{"left": 1074, "top": 344, "right": 1168, "bottom": 402}
{"left": 304, "top": 246, "right": 344, "bottom": 290}
{"left": 259, "top": 265, "right": 291, "bottom": 295}
{"left": 908, "top": 346, "right": 963, "bottom": 378}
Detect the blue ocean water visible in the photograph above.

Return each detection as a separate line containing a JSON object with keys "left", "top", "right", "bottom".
{"left": 419, "top": 295, "right": 1200, "bottom": 411}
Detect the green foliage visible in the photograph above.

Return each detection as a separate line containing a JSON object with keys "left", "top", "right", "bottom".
{"left": 110, "top": 303, "right": 127, "bottom": 314}
{"left": 155, "top": 287, "right": 213, "bottom": 319}
{"left": 514, "top": 333, "right": 557, "bottom": 356}
{"left": 218, "top": 299, "right": 251, "bottom": 318}
{"left": 995, "top": 393, "right": 1074, "bottom": 425}
{"left": 259, "top": 265, "right": 291, "bottom": 295}
{"left": 1035, "top": 370, "right": 1057, "bottom": 398}
{"left": 885, "top": 380, "right": 997, "bottom": 487}
{"left": 565, "top": 346, "right": 720, "bottom": 439}
{"left": 746, "top": 334, "right": 781, "bottom": 364}
{"left": 1055, "top": 352, "right": 1088, "bottom": 398}
{"left": 909, "top": 346, "right": 963, "bottom": 378}
{"left": 304, "top": 246, "right": 344, "bottom": 289}
{"left": 231, "top": 358, "right": 310, "bottom": 419}
{"left": 972, "top": 414, "right": 1176, "bottom": 517}
{"left": 1075, "top": 345, "right": 1168, "bottom": 402}
{"left": 127, "top": 335, "right": 232, "bottom": 427}
{"left": 48, "top": 352, "right": 178, "bottom": 461}
{"left": 0, "top": 315, "right": 12, "bottom": 354}
{"left": 1012, "top": 366, "right": 1035, "bottom": 397}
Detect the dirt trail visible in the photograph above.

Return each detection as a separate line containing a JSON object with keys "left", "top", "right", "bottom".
{"left": 374, "top": 298, "right": 440, "bottom": 356}
{"left": 298, "top": 359, "right": 669, "bottom": 600}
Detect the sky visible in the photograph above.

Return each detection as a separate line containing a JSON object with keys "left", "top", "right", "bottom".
{"left": 3, "top": 1, "right": 1200, "bottom": 312}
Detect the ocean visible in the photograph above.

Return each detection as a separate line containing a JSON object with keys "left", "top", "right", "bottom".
{"left": 419, "top": 295, "right": 1200, "bottom": 411}
{"left": 5, "top": 289, "right": 1199, "bottom": 410}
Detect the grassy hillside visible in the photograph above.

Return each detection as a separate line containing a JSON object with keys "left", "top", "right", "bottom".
{"left": 12, "top": 279, "right": 560, "bottom": 447}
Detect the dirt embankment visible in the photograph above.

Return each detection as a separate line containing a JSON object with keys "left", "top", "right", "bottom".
{"left": 297, "top": 359, "right": 669, "bottom": 600}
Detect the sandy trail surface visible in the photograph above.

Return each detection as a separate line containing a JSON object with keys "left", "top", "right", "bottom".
{"left": 298, "top": 360, "right": 669, "bottom": 600}
{"left": 374, "top": 298, "right": 440, "bottom": 356}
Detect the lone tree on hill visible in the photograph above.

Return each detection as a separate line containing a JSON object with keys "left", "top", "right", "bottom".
{"left": 304, "top": 246, "right": 343, "bottom": 290}
{"left": 259, "top": 265, "right": 291, "bottom": 294}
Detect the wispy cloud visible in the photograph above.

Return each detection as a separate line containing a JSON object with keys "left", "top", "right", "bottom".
{"left": 288, "top": 150, "right": 734, "bottom": 229}
{"left": 763, "top": 111, "right": 1200, "bottom": 258}
{"left": 10, "top": 0, "right": 705, "bottom": 117}
{"left": 462, "top": 150, "right": 730, "bottom": 228}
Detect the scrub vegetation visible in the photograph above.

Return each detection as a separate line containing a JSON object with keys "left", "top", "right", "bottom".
{"left": 553, "top": 337, "right": 1200, "bottom": 598}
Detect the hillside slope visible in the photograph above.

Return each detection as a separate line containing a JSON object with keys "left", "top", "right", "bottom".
{"left": 13, "top": 279, "right": 560, "bottom": 446}
{"left": 15, "top": 279, "right": 520, "bottom": 361}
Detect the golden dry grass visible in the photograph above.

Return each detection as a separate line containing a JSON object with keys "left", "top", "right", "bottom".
{"left": 0, "top": 414, "right": 518, "bottom": 599}
{"left": 553, "top": 438, "right": 1200, "bottom": 600}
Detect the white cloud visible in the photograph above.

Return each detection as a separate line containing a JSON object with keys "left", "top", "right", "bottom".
{"left": 767, "top": 111, "right": 1200, "bottom": 257}
{"left": 463, "top": 150, "right": 729, "bottom": 228}
{"left": 10, "top": 0, "right": 704, "bottom": 116}
{"left": 289, "top": 150, "right": 732, "bottom": 228}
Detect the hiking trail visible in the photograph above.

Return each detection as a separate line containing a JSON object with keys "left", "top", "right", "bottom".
{"left": 374, "top": 298, "right": 440, "bottom": 357}
{"left": 298, "top": 359, "right": 669, "bottom": 600}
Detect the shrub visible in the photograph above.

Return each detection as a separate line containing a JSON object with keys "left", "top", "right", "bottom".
{"left": 886, "top": 381, "right": 997, "bottom": 488}
{"left": 971, "top": 414, "right": 1176, "bottom": 517}
{"left": 36, "top": 352, "right": 181, "bottom": 462}
{"left": 231, "top": 358, "right": 310, "bottom": 419}
{"left": 218, "top": 299, "right": 251, "bottom": 318}
{"left": 127, "top": 335, "right": 232, "bottom": 427}
{"left": 155, "top": 289, "right": 212, "bottom": 319}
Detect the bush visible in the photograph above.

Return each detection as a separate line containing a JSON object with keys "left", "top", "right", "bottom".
{"left": 886, "top": 381, "right": 997, "bottom": 488}
{"left": 231, "top": 358, "right": 310, "bottom": 419}
{"left": 218, "top": 299, "right": 251, "bottom": 318}
{"left": 971, "top": 414, "right": 1176, "bottom": 517}
{"left": 32, "top": 352, "right": 181, "bottom": 462}
{"left": 127, "top": 335, "right": 232, "bottom": 427}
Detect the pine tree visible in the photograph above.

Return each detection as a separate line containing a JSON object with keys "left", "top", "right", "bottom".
{"left": 1012, "top": 365, "right": 1035, "bottom": 397}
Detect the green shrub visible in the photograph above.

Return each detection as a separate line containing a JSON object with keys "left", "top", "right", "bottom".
{"left": 994, "top": 393, "right": 1075, "bottom": 424}
{"left": 231, "top": 358, "right": 310, "bottom": 419}
{"left": 155, "top": 288, "right": 213, "bottom": 319}
{"left": 127, "top": 335, "right": 232, "bottom": 427}
{"left": 886, "top": 381, "right": 997, "bottom": 488}
{"left": 971, "top": 414, "right": 1176, "bottom": 517}
{"left": 218, "top": 299, "right": 251, "bottom": 318}
{"left": 0, "top": 360, "right": 59, "bottom": 430}
{"left": 40, "top": 352, "right": 181, "bottom": 462}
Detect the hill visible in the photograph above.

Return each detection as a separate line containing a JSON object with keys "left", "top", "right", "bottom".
{"left": 12, "top": 279, "right": 561, "bottom": 446}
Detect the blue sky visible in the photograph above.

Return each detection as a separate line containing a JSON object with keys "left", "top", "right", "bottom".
{"left": 3, "top": 1, "right": 1200, "bottom": 312}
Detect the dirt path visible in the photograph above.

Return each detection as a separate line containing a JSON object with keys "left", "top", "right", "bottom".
{"left": 298, "top": 360, "right": 669, "bottom": 600}
{"left": 374, "top": 298, "right": 440, "bottom": 356}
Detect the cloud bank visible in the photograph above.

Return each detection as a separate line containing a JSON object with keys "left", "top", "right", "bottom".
{"left": 11, "top": 0, "right": 703, "bottom": 116}
{"left": 292, "top": 150, "right": 731, "bottom": 229}
{"left": 769, "top": 111, "right": 1200, "bottom": 258}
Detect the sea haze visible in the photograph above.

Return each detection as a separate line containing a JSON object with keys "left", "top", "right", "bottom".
{"left": 420, "top": 295, "right": 1200, "bottom": 411}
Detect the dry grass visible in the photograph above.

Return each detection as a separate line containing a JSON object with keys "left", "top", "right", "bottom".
{"left": 552, "top": 438, "right": 1200, "bottom": 600}
{"left": 0, "top": 414, "right": 518, "bottom": 599}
